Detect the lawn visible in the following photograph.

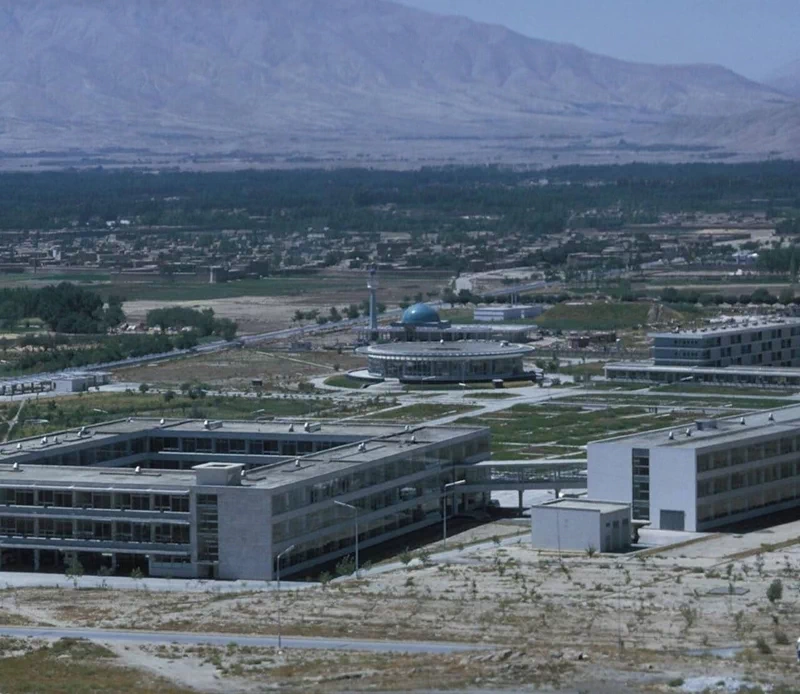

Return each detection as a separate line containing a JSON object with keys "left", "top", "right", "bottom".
{"left": 535, "top": 301, "right": 651, "bottom": 331}
{"left": 364, "top": 403, "right": 478, "bottom": 422}
{"left": 454, "top": 403, "right": 701, "bottom": 453}
{"left": 0, "top": 637, "right": 196, "bottom": 694}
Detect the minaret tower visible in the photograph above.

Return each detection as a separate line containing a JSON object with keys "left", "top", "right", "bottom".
{"left": 368, "top": 265, "right": 378, "bottom": 337}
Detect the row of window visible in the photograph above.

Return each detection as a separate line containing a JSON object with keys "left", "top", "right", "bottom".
{"left": 0, "top": 489, "right": 190, "bottom": 513}
{"left": 0, "top": 517, "right": 190, "bottom": 544}
{"left": 697, "top": 482, "right": 798, "bottom": 522}
{"left": 697, "top": 438, "right": 800, "bottom": 473}
{"left": 697, "top": 461, "right": 796, "bottom": 497}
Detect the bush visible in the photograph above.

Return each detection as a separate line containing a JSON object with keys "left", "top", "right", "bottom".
{"left": 585, "top": 545, "right": 597, "bottom": 558}
{"left": 667, "top": 678, "right": 684, "bottom": 688}
{"left": 767, "top": 578, "right": 783, "bottom": 603}
{"left": 755, "top": 635, "right": 772, "bottom": 654}
{"left": 774, "top": 628, "right": 790, "bottom": 645}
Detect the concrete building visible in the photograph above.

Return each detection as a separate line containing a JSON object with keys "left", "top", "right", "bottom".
{"left": 605, "top": 319, "right": 800, "bottom": 387}
{"left": 530, "top": 499, "right": 631, "bottom": 553}
{"left": 358, "top": 303, "right": 534, "bottom": 344}
{"left": 356, "top": 341, "right": 535, "bottom": 383}
{"left": 588, "top": 405, "right": 800, "bottom": 532}
{"left": 0, "top": 371, "right": 110, "bottom": 396}
{"left": 652, "top": 319, "right": 800, "bottom": 369}
{"left": 473, "top": 305, "right": 544, "bottom": 323}
{"left": 0, "top": 418, "right": 490, "bottom": 579}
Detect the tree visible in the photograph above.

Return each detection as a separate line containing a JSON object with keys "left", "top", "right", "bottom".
{"left": 64, "top": 554, "right": 84, "bottom": 588}
{"left": 345, "top": 304, "right": 360, "bottom": 320}
{"left": 767, "top": 578, "right": 783, "bottom": 603}
{"left": 779, "top": 286, "right": 794, "bottom": 305}
{"left": 138, "top": 383, "right": 150, "bottom": 394}
{"left": 163, "top": 390, "right": 176, "bottom": 403}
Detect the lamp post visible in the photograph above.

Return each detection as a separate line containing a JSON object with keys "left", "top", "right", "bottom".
{"left": 442, "top": 480, "right": 466, "bottom": 550}
{"left": 276, "top": 544, "right": 295, "bottom": 650}
{"left": 334, "top": 500, "right": 359, "bottom": 576}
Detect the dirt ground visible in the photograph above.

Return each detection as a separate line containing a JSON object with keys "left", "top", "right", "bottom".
{"left": 2, "top": 520, "right": 800, "bottom": 692}
{"left": 113, "top": 347, "right": 366, "bottom": 390}
{"left": 123, "top": 297, "right": 304, "bottom": 335}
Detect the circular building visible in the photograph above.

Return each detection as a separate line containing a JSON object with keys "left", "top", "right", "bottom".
{"left": 356, "top": 341, "right": 535, "bottom": 384}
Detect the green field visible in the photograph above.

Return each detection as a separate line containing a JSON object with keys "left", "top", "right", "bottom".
{"left": 535, "top": 302, "right": 651, "bottom": 331}
{"left": 454, "top": 403, "right": 705, "bottom": 455}
{"left": 364, "top": 403, "right": 478, "bottom": 422}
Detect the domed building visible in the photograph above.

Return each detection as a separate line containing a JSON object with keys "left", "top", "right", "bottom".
{"left": 401, "top": 303, "right": 442, "bottom": 326}
{"left": 358, "top": 302, "right": 532, "bottom": 344}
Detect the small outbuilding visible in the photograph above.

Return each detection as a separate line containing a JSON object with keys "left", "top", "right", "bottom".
{"left": 531, "top": 498, "right": 631, "bottom": 553}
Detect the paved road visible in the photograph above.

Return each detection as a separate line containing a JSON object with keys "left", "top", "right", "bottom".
{"left": 0, "top": 626, "right": 488, "bottom": 654}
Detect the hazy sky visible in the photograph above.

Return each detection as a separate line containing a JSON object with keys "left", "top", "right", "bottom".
{"left": 397, "top": 0, "right": 799, "bottom": 80}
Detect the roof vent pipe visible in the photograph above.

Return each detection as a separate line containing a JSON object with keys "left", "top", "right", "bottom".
{"left": 668, "top": 431, "right": 674, "bottom": 440}
{"left": 740, "top": 417, "right": 746, "bottom": 425}
{"left": 685, "top": 428, "right": 692, "bottom": 437}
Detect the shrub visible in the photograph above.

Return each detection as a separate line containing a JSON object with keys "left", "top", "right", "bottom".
{"left": 767, "top": 578, "right": 783, "bottom": 603}
{"left": 774, "top": 628, "right": 790, "bottom": 645}
{"left": 585, "top": 545, "right": 597, "bottom": 558}
{"left": 668, "top": 678, "right": 684, "bottom": 688}
{"left": 755, "top": 635, "right": 772, "bottom": 654}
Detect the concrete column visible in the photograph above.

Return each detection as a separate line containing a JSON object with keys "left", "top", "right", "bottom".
{"left": 34, "top": 549, "right": 40, "bottom": 571}
{"left": 518, "top": 490, "right": 524, "bottom": 515}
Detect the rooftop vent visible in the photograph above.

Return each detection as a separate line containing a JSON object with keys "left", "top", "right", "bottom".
{"left": 668, "top": 431, "right": 674, "bottom": 440}
{"left": 768, "top": 412, "right": 775, "bottom": 422}
{"left": 134, "top": 466, "right": 141, "bottom": 474}
{"left": 294, "top": 458, "right": 301, "bottom": 468}
{"left": 358, "top": 442, "right": 366, "bottom": 452}
{"left": 411, "top": 435, "right": 417, "bottom": 444}
{"left": 404, "top": 425, "right": 410, "bottom": 432}
{"left": 685, "top": 428, "right": 692, "bottom": 437}
{"left": 159, "top": 418, "right": 165, "bottom": 426}
{"left": 12, "top": 462, "right": 19, "bottom": 471}
{"left": 303, "top": 422, "right": 310, "bottom": 431}
{"left": 695, "top": 419, "right": 717, "bottom": 431}
{"left": 203, "top": 419, "right": 209, "bottom": 429}
{"left": 288, "top": 424, "right": 294, "bottom": 432}
{"left": 40, "top": 436, "right": 47, "bottom": 445}
{"left": 740, "top": 417, "right": 746, "bottom": 425}
{"left": 16, "top": 443, "right": 21, "bottom": 451}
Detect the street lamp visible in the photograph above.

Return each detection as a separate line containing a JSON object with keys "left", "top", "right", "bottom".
{"left": 275, "top": 544, "right": 295, "bottom": 650}
{"left": 442, "top": 480, "right": 466, "bottom": 550}
{"left": 334, "top": 500, "right": 359, "bottom": 576}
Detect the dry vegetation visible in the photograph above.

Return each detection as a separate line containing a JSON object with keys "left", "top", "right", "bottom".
{"left": 3, "top": 527, "right": 800, "bottom": 692}
{"left": 113, "top": 347, "right": 366, "bottom": 390}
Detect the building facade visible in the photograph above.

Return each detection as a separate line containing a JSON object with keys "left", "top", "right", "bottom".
{"left": 530, "top": 499, "right": 631, "bottom": 553}
{"left": 588, "top": 406, "right": 800, "bottom": 532}
{"left": 651, "top": 320, "right": 800, "bottom": 369}
{"left": 473, "top": 305, "right": 544, "bottom": 323}
{"left": 356, "top": 341, "right": 535, "bottom": 383}
{"left": 0, "top": 419, "right": 490, "bottom": 580}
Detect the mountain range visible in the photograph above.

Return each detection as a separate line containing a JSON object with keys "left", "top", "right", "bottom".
{"left": 0, "top": 0, "right": 797, "bottom": 167}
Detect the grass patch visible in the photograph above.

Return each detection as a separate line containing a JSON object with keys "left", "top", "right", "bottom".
{"left": 657, "top": 383, "right": 795, "bottom": 397}
{"left": 0, "top": 638, "right": 196, "bottom": 694}
{"left": 454, "top": 403, "right": 700, "bottom": 451}
{"left": 324, "top": 374, "right": 368, "bottom": 389}
{"left": 465, "top": 391, "right": 517, "bottom": 399}
{"left": 364, "top": 403, "right": 478, "bottom": 422}
{"left": 535, "top": 301, "right": 651, "bottom": 331}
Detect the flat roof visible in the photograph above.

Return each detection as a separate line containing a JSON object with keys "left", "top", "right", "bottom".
{"left": 649, "top": 318, "right": 800, "bottom": 340}
{"left": 358, "top": 341, "right": 535, "bottom": 359}
{"left": 606, "top": 361, "right": 800, "bottom": 377}
{"left": 0, "top": 423, "right": 490, "bottom": 491}
{"left": 592, "top": 403, "right": 800, "bottom": 450}
{"left": 537, "top": 499, "right": 629, "bottom": 514}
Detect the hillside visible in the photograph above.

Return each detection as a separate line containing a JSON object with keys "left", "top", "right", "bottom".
{"left": 0, "top": 0, "right": 795, "bottom": 165}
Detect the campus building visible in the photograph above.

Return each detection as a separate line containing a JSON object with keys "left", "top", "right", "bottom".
{"left": 0, "top": 418, "right": 490, "bottom": 579}
{"left": 530, "top": 499, "right": 631, "bottom": 553}
{"left": 356, "top": 341, "right": 535, "bottom": 383}
{"left": 587, "top": 405, "right": 800, "bottom": 532}
{"left": 473, "top": 305, "right": 544, "bottom": 323}
{"left": 605, "top": 319, "right": 800, "bottom": 388}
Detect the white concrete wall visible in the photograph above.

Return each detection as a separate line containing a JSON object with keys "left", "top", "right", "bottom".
{"left": 587, "top": 441, "right": 634, "bottom": 504}
{"left": 649, "top": 447, "right": 697, "bottom": 531}
{"left": 531, "top": 506, "right": 601, "bottom": 552}
{"left": 217, "top": 488, "right": 272, "bottom": 580}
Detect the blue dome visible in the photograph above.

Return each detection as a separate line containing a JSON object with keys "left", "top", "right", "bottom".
{"left": 402, "top": 303, "right": 441, "bottom": 325}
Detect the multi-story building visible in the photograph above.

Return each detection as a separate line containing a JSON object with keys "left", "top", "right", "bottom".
{"left": 651, "top": 320, "right": 800, "bottom": 368}
{"left": 588, "top": 405, "right": 800, "bottom": 532}
{"left": 0, "top": 419, "right": 489, "bottom": 580}
{"left": 605, "top": 319, "right": 800, "bottom": 387}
